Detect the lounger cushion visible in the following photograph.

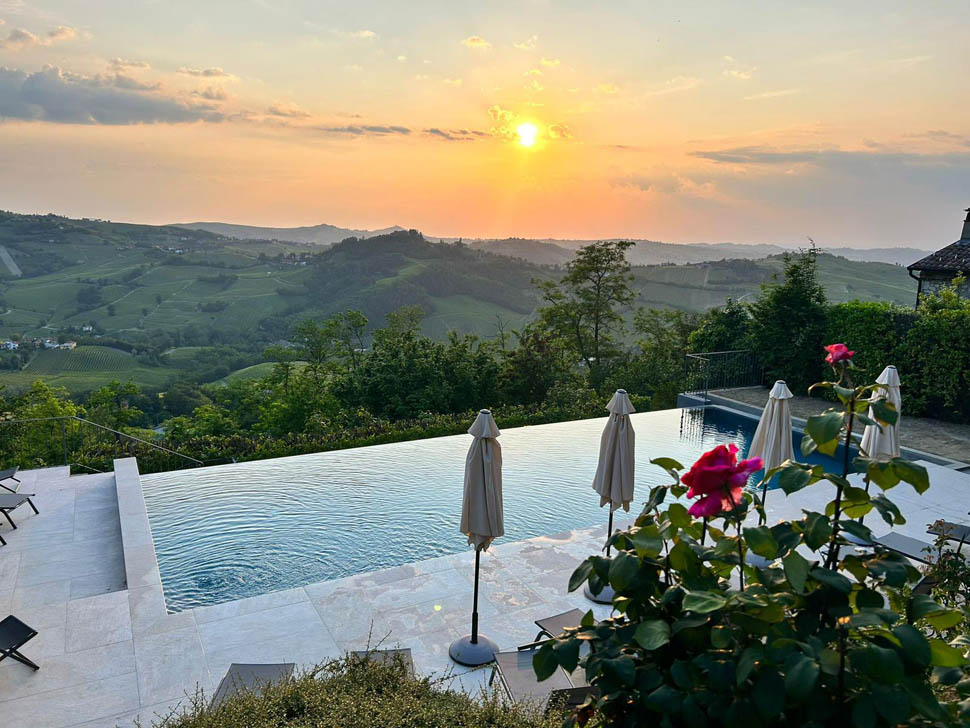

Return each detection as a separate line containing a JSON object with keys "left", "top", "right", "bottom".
{"left": 211, "top": 662, "right": 295, "bottom": 708}
{"left": 874, "top": 532, "right": 934, "bottom": 564}
{"left": 534, "top": 609, "right": 585, "bottom": 640}
{"left": 0, "top": 615, "right": 36, "bottom": 650}
{"left": 0, "top": 494, "right": 33, "bottom": 509}
{"left": 494, "top": 649, "right": 572, "bottom": 705}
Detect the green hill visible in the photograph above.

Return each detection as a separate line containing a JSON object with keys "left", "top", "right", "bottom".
{"left": 0, "top": 210, "right": 917, "bottom": 394}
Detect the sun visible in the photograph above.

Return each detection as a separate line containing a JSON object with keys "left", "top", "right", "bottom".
{"left": 516, "top": 122, "right": 538, "bottom": 147}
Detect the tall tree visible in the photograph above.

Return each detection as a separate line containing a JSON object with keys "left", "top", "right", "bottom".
{"left": 535, "top": 240, "right": 636, "bottom": 383}
{"left": 749, "top": 252, "right": 827, "bottom": 393}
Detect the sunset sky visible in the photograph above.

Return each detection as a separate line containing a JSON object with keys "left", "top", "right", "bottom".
{"left": 1, "top": 1, "right": 968, "bottom": 247}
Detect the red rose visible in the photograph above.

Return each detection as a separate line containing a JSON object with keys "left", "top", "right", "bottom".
{"left": 823, "top": 343, "right": 855, "bottom": 365}
{"left": 682, "top": 444, "right": 762, "bottom": 517}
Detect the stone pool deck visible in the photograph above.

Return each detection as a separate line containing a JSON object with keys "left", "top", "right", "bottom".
{"left": 1, "top": 456, "right": 968, "bottom": 728}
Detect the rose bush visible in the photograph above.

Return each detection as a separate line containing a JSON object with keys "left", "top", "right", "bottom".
{"left": 533, "top": 344, "right": 970, "bottom": 727}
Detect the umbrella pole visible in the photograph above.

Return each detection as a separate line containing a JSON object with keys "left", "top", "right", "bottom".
{"left": 471, "top": 548, "right": 480, "bottom": 643}
{"left": 605, "top": 509, "right": 614, "bottom": 557}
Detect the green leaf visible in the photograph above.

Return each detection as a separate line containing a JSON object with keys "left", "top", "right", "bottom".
{"left": 802, "top": 512, "right": 832, "bottom": 551}
{"left": 552, "top": 637, "right": 580, "bottom": 672}
{"left": 634, "top": 620, "right": 671, "bottom": 651}
{"left": 609, "top": 552, "right": 640, "bottom": 591}
{"left": 668, "top": 540, "right": 698, "bottom": 572}
{"left": 645, "top": 486, "right": 667, "bottom": 511}
{"left": 737, "top": 645, "right": 763, "bottom": 685}
{"left": 580, "top": 609, "right": 595, "bottom": 627}
{"left": 870, "top": 494, "right": 905, "bottom": 526}
{"left": 929, "top": 639, "right": 968, "bottom": 668}
{"left": 783, "top": 551, "right": 811, "bottom": 593}
{"left": 893, "top": 624, "right": 931, "bottom": 668}
{"left": 851, "top": 645, "right": 904, "bottom": 684}
{"left": 870, "top": 398, "right": 898, "bottom": 426}
{"left": 683, "top": 590, "right": 728, "bottom": 613}
{"left": 604, "top": 655, "right": 636, "bottom": 685}
{"left": 629, "top": 525, "right": 663, "bottom": 558}
{"left": 568, "top": 559, "right": 593, "bottom": 592}
{"left": 711, "top": 624, "right": 732, "bottom": 649}
{"left": 743, "top": 526, "right": 779, "bottom": 560}
{"left": 892, "top": 458, "right": 930, "bottom": 494}
{"left": 777, "top": 463, "right": 816, "bottom": 495}
{"left": 753, "top": 671, "right": 785, "bottom": 719}
{"left": 651, "top": 456, "right": 684, "bottom": 473}
{"left": 646, "top": 684, "right": 683, "bottom": 713}
{"left": 784, "top": 655, "right": 819, "bottom": 702}
{"left": 532, "top": 643, "right": 559, "bottom": 681}
{"left": 804, "top": 412, "right": 844, "bottom": 456}
{"left": 861, "top": 458, "right": 901, "bottom": 490}
{"left": 851, "top": 694, "right": 877, "bottom": 728}
{"left": 810, "top": 566, "right": 853, "bottom": 593}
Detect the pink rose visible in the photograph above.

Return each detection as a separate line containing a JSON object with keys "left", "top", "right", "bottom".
{"left": 824, "top": 343, "right": 855, "bottom": 365}
{"left": 681, "top": 444, "right": 762, "bottom": 517}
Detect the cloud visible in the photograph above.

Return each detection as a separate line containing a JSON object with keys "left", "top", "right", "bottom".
{"left": 396, "top": 55, "right": 407, "bottom": 62}
{"left": 0, "top": 24, "right": 76, "bottom": 50}
{"left": 109, "top": 58, "right": 150, "bottom": 71}
{"left": 644, "top": 75, "right": 701, "bottom": 97}
{"left": 907, "top": 129, "right": 970, "bottom": 148}
{"left": 177, "top": 66, "right": 233, "bottom": 78}
{"left": 461, "top": 35, "right": 491, "bottom": 50}
{"left": 195, "top": 86, "right": 228, "bottom": 101}
{"left": 110, "top": 73, "right": 161, "bottom": 91}
{"left": 442, "top": 77, "right": 462, "bottom": 86}
{"left": 313, "top": 124, "right": 411, "bottom": 137}
{"left": 268, "top": 100, "right": 309, "bottom": 118}
{"left": 884, "top": 54, "right": 932, "bottom": 69}
{"left": 594, "top": 82, "right": 620, "bottom": 95}
{"left": 513, "top": 35, "right": 537, "bottom": 50}
{"left": 0, "top": 65, "right": 223, "bottom": 124}
{"left": 488, "top": 105, "right": 514, "bottom": 124}
{"left": 547, "top": 122, "right": 571, "bottom": 139}
{"left": 344, "top": 64, "right": 363, "bottom": 72}
{"left": 722, "top": 55, "right": 756, "bottom": 80}
{"left": 540, "top": 57, "right": 560, "bottom": 67}
{"left": 744, "top": 88, "right": 799, "bottom": 100}
{"left": 347, "top": 29, "right": 377, "bottom": 40}
{"left": 424, "top": 127, "right": 488, "bottom": 141}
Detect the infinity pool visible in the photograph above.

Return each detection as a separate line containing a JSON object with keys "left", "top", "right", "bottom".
{"left": 141, "top": 405, "right": 834, "bottom": 611}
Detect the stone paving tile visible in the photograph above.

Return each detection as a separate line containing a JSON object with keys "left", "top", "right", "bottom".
{"left": 66, "top": 591, "right": 132, "bottom": 653}
{"left": 0, "top": 672, "right": 140, "bottom": 728}
{"left": 0, "top": 640, "right": 135, "bottom": 702}
{"left": 132, "top": 626, "right": 210, "bottom": 707}
{"left": 191, "top": 585, "right": 309, "bottom": 626}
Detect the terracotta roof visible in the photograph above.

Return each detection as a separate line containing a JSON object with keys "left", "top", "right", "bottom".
{"left": 909, "top": 240, "right": 970, "bottom": 273}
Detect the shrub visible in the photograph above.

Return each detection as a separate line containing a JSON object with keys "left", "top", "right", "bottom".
{"left": 143, "top": 654, "right": 560, "bottom": 728}
{"left": 535, "top": 349, "right": 970, "bottom": 727}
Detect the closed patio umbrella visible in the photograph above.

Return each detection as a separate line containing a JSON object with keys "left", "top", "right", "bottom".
{"left": 860, "top": 365, "right": 901, "bottom": 461}
{"left": 749, "top": 380, "right": 794, "bottom": 499}
{"left": 449, "top": 409, "right": 503, "bottom": 666}
{"left": 585, "top": 389, "right": 635, "bottom": 604}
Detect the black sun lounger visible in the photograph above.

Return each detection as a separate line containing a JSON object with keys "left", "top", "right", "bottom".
{"left": 873, "top": 532, "right": 935, "bottom": 564}
{"left": 0, "top": 493, "right": 38, "bottom": 531}
{"left": 0, "top": 615, "right": 39, "bottom": 670}
{"left": 491, "top": 648, "right": 594, "bottom": 714}
{"left": 927, "top": 520, "right": 970, "bottom": 554}
{"left": 210, "top": 663, "right": 295, "bottom": 709}
{"left": 0, "top": 467, "right": 20, "bottom": 494}
{"left": 517, "top": 608, "right": 587, "bottom": 651}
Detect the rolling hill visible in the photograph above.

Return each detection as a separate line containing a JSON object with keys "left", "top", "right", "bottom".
{"left": 175, "top": 221, "right": 406, "bottom": 245}
{"left": 0, "top": 210, "right": 918, "bottom": 394}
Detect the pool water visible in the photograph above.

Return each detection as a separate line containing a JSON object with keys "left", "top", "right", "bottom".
{"left": 141, "top": 406, "right": 844, "bottom": 611}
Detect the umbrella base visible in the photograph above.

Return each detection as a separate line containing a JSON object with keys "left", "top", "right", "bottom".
{"left": 449, "top": 634, "right": 498, "bottom": 666}
{"left": 584, "top": 583, "right": 615, "bottom": 604}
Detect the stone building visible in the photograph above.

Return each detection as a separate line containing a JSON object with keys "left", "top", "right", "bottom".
{"left": 908, "top": 207, "right": 970, "bottom": 303}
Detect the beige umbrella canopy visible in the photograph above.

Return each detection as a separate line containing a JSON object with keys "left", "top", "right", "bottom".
{"left": 860, "top": 365, "right": 901, "bottom": 461}
{"left": 459, "top": 410, "right": 504, "bottom": 551}
{"left": 451, "top": 409, "right": 502, "bottom": 667}
{"left": 592, "top": 389, "right": 636, "bottom": 512}
{"left": 749, "top": 380, "right": 795, "bottom": 473}
{"left": 586, "top": 389, "right": 635, "bottom": 605}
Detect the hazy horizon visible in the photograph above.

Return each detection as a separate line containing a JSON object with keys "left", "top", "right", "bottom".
{"left": 1, "top": 1, "right": 968, "bottom": 248}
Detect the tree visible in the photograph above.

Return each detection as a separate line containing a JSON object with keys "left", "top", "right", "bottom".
{"left": 498, "top": 325, "right": 571, "bottom": 405}
{"left": 324, "top": 309, "right": 368, "bottom": 371}
{"left": 86, "top": 380, "right": 144, "bottom": 429}
{"left": 748, "top": 253, "right": 827, "bottom": 394}
{"left": 688, "top": 298, "right": 752, "bottom": 353}
{"left": 535, "top": 240, "right": 636, "bottom": 384}
{"left": 264, "top": 345, "right": 300, "bottom": 393}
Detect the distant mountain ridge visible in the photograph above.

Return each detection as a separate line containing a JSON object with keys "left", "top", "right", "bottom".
{"left": 175, "top": 221, "right": 406, "bottom": 245}
{"left": 174, "top": 220, "right": 930, "bottom": 267}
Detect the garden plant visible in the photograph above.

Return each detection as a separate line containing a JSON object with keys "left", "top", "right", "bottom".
{"left": 535, "top": 344, "right": 970, "bottom": 727}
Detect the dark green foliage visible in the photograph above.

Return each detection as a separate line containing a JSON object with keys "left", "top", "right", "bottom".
{"left": 535, "top": 374, "right": 970, "bottom": 727}
{"left": 688, "top": 299, "right": 752, "bottom": 353}
{"left": 748, "top": 252, "right": 828, "bottom": 394}
{"left": 144, "top": 654, "right": 560, "bottom": 728}
{"left": 823, "top": 302, "right": 915, "bottom": 387}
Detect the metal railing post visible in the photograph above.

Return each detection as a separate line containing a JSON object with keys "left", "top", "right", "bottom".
{"left": 60, "top": 419, "right": 67, "bottom": 466}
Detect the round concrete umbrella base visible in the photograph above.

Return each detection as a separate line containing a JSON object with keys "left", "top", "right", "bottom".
{"left": 449, "top": 634, "right": 498, "bottom": 666}
{"left": 584, "top": 583, "right": 615, "bottom": 604}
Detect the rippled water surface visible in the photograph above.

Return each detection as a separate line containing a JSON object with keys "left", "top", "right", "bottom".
{"left": 143, "top": 406, "right": 800, "bottom": 611}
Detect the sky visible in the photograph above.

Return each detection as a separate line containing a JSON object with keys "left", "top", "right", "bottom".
{"left": 0, "top": 0, "right": 968, "bottom": 248}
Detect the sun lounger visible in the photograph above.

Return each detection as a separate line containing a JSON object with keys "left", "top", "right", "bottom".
{"left": 0, "top": 493, "right": 38, "bottom": 531}
{"left": 873, "top": 532, "right": 935, "bottom": 564}
{"left": 490, "top": 648, "right": 594, "bottom": 713}
{"left": 0, "top": 615, "right": 39, "bottom": 670}
{"left": 525, "top": 608, "right": 586, "bottom": 647}
{"left": 210, "top": 663, "right": 295, "bottom": 709}
{"left": 927, "top": 520, "right": 970, "bottom": 553}
{"left": 350, "top": 648, "right": 414, "bottom": 674}
{"left": 0, "top": 467, "right": 20, "bottom": 494}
